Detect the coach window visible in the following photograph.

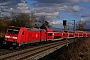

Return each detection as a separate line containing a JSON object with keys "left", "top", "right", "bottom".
{"left": 22, "top": 31, "right": 24, "bottom": 35}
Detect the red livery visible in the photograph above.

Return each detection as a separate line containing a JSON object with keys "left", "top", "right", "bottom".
{"left": 3, "top": 26, "right": 90, "bottom": 48}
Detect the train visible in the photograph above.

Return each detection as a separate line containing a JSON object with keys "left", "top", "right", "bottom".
{"left": 3, "top": 26, "right": 90, "bottom": 49}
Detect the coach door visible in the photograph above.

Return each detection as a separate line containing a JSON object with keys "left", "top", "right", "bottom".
{"left": 47, "top": 32, "right": 53, "bottom": 40}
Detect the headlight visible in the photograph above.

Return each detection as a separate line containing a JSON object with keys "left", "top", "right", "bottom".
{"left": 12, "top": 37, "right": 17, "bottom": 39}
{"left": 5, "top": 36, "right": 10, "bottom": 38}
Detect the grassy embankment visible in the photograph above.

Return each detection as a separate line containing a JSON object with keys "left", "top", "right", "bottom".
{"left": 39, "top": 38, "right": 90, "bottom": 60}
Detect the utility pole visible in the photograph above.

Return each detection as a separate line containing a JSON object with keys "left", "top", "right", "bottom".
{"left": 72, "top": 20, "right": 75, "bottom": 31}
{"left": 10, "top": 8, "right": 12, "bottom": 17}
{"left": 72, "top": 20, "right": 75, "bottom": 37}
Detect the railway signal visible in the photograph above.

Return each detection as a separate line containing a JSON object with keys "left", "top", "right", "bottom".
{"left": 63, "top": 20, "right": 67, "bottom": 26}
{"left": 63, "top": 20, "right": 68, "bottom": 46}
{"left": 63, "top": 20, "right": 67, "bottom": 31}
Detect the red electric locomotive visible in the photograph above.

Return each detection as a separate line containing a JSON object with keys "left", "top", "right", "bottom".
{"left": 3, "top": 26, "right": 53, "bottom": 48}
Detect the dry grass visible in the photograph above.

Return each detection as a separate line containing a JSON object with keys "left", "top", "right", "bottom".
{"left": 39, "top": 38, "right": 90, "bottom": 60}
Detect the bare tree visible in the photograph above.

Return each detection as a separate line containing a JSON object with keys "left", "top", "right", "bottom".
{"left": 10, "top": 13, "right": 30, "bottom": 27}
{"left": 29, "top": 12, "right": 37, "bottom": 28}
{"left": 39, "top": 15, "right": 50, "bottom": 29}
{"left": 0, "top": 19, "right": 10, "bottom": 37}
{"left": 76, "top": 21, "right": 86, "bottom": 31}
{"left": 10, "top": 13, "right": 37, "bottom": 27}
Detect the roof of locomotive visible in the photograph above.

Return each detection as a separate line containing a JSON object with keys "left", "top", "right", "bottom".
{"left": 8, "top": 26, "right": 53, "bottom": 32}
{"left": 8, "top": 26, "right": 25, "bottom": 28}
{"left": 26, "top": 28, "right": 53, "bottom": 32}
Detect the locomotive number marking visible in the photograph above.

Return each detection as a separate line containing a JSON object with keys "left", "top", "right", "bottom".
{"left": 36, "top": 34, "right": 38, "bottom": 38}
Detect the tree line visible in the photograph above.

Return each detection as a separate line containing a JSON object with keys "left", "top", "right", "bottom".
{"left": 0, "top": 13, "right": 50, "bottom": 37}
{"left": 0, "top": 12, "right": 86, "bottom": 37}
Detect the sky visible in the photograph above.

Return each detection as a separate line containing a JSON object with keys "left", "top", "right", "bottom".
{"left": 0, "top": 0, "right": 90, "bottom": 29}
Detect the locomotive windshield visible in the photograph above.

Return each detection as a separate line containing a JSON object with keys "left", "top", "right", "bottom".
{"left": 7, "top": 28, "right": 20, "bottom": 34}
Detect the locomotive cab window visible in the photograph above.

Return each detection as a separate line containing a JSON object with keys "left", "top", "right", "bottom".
{"left": 7, "top": 28, "right": 20, "bottom": 34}
{"left": 48, "top": 33, "right": 52, "bottom": 36}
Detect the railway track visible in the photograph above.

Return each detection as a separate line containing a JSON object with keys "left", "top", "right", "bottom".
{"left": 0, "top": 49, "right": 15, "bottom": 56}
{"left": 0, "top": 39, "right": 74, "bottom": 60}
